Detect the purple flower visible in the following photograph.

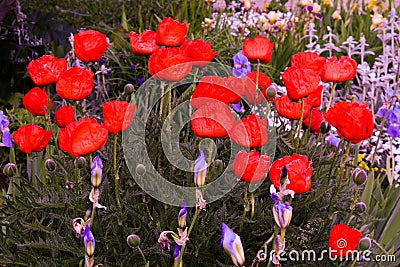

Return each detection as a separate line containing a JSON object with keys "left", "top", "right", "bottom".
{"left": 272, "top": 201, "right": 292, "bottom": 229}
{"left": 220, "top": 223, "right": 245, "bottom": 267}
{"left": 194, "top": 151, "right": 207, "bottom": 187}
{"left": 0, "top": 110, "right": 12, "bottom": 148}
{"left": 326, "top": 133, "right": 341, "bottom": 147}
{"left": 138, "top": 77, "right": 145, "bottom": 85}
{"left": 174, "top": 244, "right": 180, "bottom": 259}
{"left": 387, "top": 124, "right": 400, "bottom": 137}
{"left": 91, "top": 156, "right": 103, "bottom": 188}
{"left": 232, "top": 50, "right": 251, "bottom": 78}
{"left": 178, "top": 201, "right": 187, "bottom": 228}
{"left": 83, "top": 224, "right": 95, "bottom": 256}
{"left": 232, "top": 102, "right": 244, "bottom": 113}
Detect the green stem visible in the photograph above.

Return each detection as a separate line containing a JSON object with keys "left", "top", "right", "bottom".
{"left": 280, "top": 228, "right": 286, "bottom": 242}
{"left": 296, "top": 99, "right": 305, "bottom": 150}
{"left": 159, "top": 81, "right": 165, "bottom": 117}
{"left": 137, "top": 246, "right": 148, "bottom": 266}
{"left": 250, "top": 192, "right": 255, "bottom": 220}
{"left": 326, "top": 83, "right": 337, "bottom": 110}
{"left": 239, "top": 183, "right": 249, "bottom": 232}
{"left": 329, "top": 141, "right": 352, "bottom": 216}
{"left": 114, "top": 134, "right": 122, "bottom": 213}
{"left": 346, "top": 185, "right": 359, "bottom": 224}
{"left": 178, "top": 208, "right": 200, "bottom": 266}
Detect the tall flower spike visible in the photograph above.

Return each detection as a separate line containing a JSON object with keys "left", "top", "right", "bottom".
{"left": 194, "top": 151, "right": 207, "bottom": 187}
{"left": 178, "top": 201, "right": 187, "bottom": 229}
{"left": 91, "top": 156, "right": 103, "bottom": 188}
{"left": 220, "top": 223, "right": 245, "bottom": 267}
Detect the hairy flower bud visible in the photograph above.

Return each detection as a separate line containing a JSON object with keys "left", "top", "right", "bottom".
{"left": 354, "top": 202, "right": 367, "bottom": 213}
{"left": 135, "top": 164, "right": 146, "bottom": 176}
{"left": 127, "top": 234, "right": 141, "bottom": 248}
{"left": 75, "top": 157, "right": 87, "bottom": 169}
{"left": 359, "top": 237, "right": 371, "bottom": 251}
{"left": 320, "top": 121, "right": 331, "bottom": 134}
{"left": 45, "top": 159, "right": 56, "bottom": 173}
{"left": 124, "top": 83, "right": 135, "bottom": 94}
{"left": 3, "top": 163, "right": 17, "bottom": 176}
{"left": 353, "top": 168, "right": 367, "bottom": 185}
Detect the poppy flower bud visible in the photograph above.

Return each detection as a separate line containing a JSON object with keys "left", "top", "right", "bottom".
{"left": 127, "top": 234, "right": 141, "bottom": 248}
{"left": 124, "top": 83, "right": 135, "bottom": 94}
{"left": 354, "top": 202, "right": 367, "bottom": 213}
{"left": 320, "top": 121, "right": 331, "bottom": 134}
{"left": 266, "top": 85, "right": 277, "bottom": 100}
{"left": 75, "top": 157, "right": 87, "bottom": 169}
{"left": 135, "top": 164, "right": 146, "bottom": 176}
{"left": 3, "top": 163, "right": 17, "bottom": 176}
{"left": 359, "top": 237, "right": 371, "bottom": 251}
{"left": 45, "top": 159, "right": 56, "bottom": 173}
{"left": 91, "top": 156, "right": 103, "bottom": 188}
{"left": 353, "top": 168, "right": 367, "bottom": 185}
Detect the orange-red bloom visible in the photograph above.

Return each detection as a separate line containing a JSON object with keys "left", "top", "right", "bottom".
{"left": 27, "top": 54, "right": 67, "bottom": 86}
{"left": 190, "top": 76, "right": 243, "bottom": 108}
{"left": 191, "top": 101, "right": 236, "bottom": 138}
{"left": 74, "top": 30, "right": 109, "bottom": 62}
{"left": 102, "top": 100, "right": 136, "bottom": 134}
{"left": 22, "top": 87, "right": 52, "bottom": 116}
{"left": 54, "top": 106, "right": 74, "bottom": 128}
{"left": 148, "top": 48, "right": 192, "bottom": 81}
{"left": 156, "top": 17, "right": 188, "bottom": 47}
{"left": 56, "top": 67, "right": 94, "bottom": 100}
{"left": 291, "top": 51, "right": 326, "bottom": 76}
{"left": 181, "top": 40, "right": 218, "bottom": 67}
{"left": 13, "top": 124, "right": 52, "bottom": 154}
{"left": 58, "top": 118, "right": 108, "bottom": 157}
{"left": 274, "top": 94, "right": 312, "bottom": 120}
{"left": 321, "top": 56, "right": 357, "bottom": 83}
{"left": 269, "top": 154, "right": 312, "bottom": 194}
{"left": 242, "top": 71, "right": 272, "bottom": 105}
{"left": 232, "top": 150, "right": 271, "bottom": 183}
{"left": 328, "top": 224, "right": 361, "bottom": 258}
{"left": 303, "top": 108, "right": 324, "bottom": 133}
{"left": 282, "top": 66, "right": 321, "bottom": 101}
{"left": 230, "top": 114, "right": 268, "bottom": 148}
{"left": 324, "top": 102, "right": 373, "bottom": 144}
{"left": 129, "top": 30, "right": 159, "bottom": 55}
{"left": 242, "top": 35, "right": 274, "bottom": 64}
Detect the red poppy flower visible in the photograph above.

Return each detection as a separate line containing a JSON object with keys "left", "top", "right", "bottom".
{"left": 191, "top": 101, "right": 236, "bottom": 138}
{"left": 13, "top": 124, "right": 52, "bottom": 154}
{"left": 242, "top": 35, "right": 274, "bottom": 64}
{"left": 230, "top": 114, "right": 268, "bottom": 148}
{"left": 74, "top": 30, "right": 109, "bottom": 62}
{"left": 269, "top": 154, "right": 312, "bottom": 194}
{"left": 282, "top": 66, "right": 321, "bottom": 101}
{"left": 305, "top": 85, "right": 323, "bottom": 108}
{"left": 148, "top": 48, "right": 192, "bottom": 81}
{"left": 156, "top": 17, "right": 188, "bottom": 47}
{"left": 302, "top": 108, "right": 324, "bottom": 133}
{"left": 324, "top": 102, "right": 373, "bottom": 144}
{"left": 54, "top": 106, "right": 75, "bottom": 128}
{"left": 291, "top": 51, "right": 326, "bottom": 76}
{"left": 58, "top": 118, "right": 108, "bottom": 157}
{"left": 232, "top": 150, "right": 271, "bottom": 183}
{"left": 27, "top": 54, "right": 67, "bottom": 86}
{"left": 129, "top": 30, "right": 159, "bottom": 55}
{"left": 321, "top": 56, "right": 357, "bottom": 83}
{"left": 328, "top": 224, "right": 362, "bottom": 258}
{"left": 274, "top": 94, "right": 312, "bottom": 120}
{"left": 181, "top": 40, "right": 218, "bottom": 67}
{"left": 242, "top": 71, "right": 272, "bottom": 105}
{"left": 190, "top": 76, "right": 243, "bottom": 108}
{"left": 103, "top": 100, "right": 136, "bottom": 134}
{"left": 22, "top": 87, "right": 52, "bottom": 116}
{"left": 56, "top": 67, "right": 94, "bottom": 100}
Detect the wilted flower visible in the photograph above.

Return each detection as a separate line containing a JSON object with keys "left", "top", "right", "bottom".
{"left": 220, "top": 223, "right": 245, "bottom": 266}
{"left": 194, "top": 151, "right": 208, "bottom": 187}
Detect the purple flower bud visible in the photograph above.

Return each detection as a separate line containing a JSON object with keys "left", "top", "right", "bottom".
{"left": 83, "top": 224, "right": 95, "bottom": 256}
{"left": 178, "top": 201, "right": 187, "bottom": 228}
{"left": 91, "top": 156, "right": 103, "bottom": 188}
{"left": 194, "top": 151, "right": 207, "bottom": 187}
{"left": 272, "top": 201, "right": 292, "bottom": 229}
{"left": 220, "top": 223, "right": 245, "bottom": 266}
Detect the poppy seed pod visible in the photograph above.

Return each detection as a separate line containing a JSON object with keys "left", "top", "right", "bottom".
{"left": 3, "top": 163, "right": 17, "bottom": 176}
{"left": 127, "top": 234, "right": 141, "bottom": 248}
{"left": 353, "top": 168, "right": 368, "bottom": 185}
{"left": 45, "top": 159, "right": 56, "bottom": 173}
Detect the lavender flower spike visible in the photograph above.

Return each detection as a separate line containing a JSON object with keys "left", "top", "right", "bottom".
{"left": 178, "top": 201, "right": 187, "bottom": 228}
{"left": 194, "top": 151, "right": 207, "bottom": 187}
{"left": 220, "top": 223, "right": 245, "bottom": 267}
{"left": 91, "top": 156, "right": 103, "bottom": 188}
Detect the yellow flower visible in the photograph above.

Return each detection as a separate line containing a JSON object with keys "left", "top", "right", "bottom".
{"left": 268, "top": 11, "right": 278, "bottom": 24}
{"left": 371, "top": 12, "right": 384, "bottom": 30}
{"left": 323, "top": 0, "right": 331, "bottom": 6}
{"left": 331, "top": 11, "right": 342, "bottom": 21}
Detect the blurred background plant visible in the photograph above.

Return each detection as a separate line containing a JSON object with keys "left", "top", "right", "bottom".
{"left": 0, "top": 0, "right": 399, "bottom": 266}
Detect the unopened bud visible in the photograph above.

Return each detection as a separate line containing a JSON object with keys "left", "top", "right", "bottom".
{"left": 45, "top": 159, "right": 56, "bottom": 173}
{"left": 135, "top": 164, "right": 146, "bottom": 176}
{"left": 320, "top": 121, "right": 331, "bottom": 134}
{"left": 3, "top": 163, "right": 17, "bottom": 176}
{"left": 75, "top": 157, "right": 87, "bottom": 169}
{"left": 353, "top": 168, "right": 368, "bottom": 185}
{"left": 124, "top": 83, "right": 135, "bottom": 94}
{"left": 359, "top": 237, "right": 371, "bottom": 251}
{"left": 266, "top": 85, "right": 277, "bottom": 100}
{"left": 91, "top": 156, "right": 103, "bottom": 188}
{"left": 354, "top": 202, "right": 367, "bottom": 213}
{"left": 127, "top": 234, "right": 141, "bottom": 248}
